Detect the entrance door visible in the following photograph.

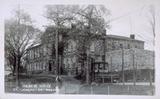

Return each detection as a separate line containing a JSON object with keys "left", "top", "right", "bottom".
{"left": 49, "top": 62, "right": 52, "bottom": 72}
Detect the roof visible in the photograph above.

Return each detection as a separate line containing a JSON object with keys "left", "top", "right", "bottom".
{"left": 106, "top": 35, "right": 144, "bottom": 42}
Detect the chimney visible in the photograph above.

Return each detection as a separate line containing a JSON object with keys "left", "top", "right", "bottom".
{"left": 130, "top": 34, "right": 135, "bottom": 39}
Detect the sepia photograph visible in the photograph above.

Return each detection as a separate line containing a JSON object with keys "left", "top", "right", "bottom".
{"left": 1, "top": 0, "right": 160, "bottom": 98}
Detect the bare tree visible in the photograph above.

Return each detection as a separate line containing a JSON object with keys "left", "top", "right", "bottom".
{"left": 147, "top": 5, "right": 156, "bottom": 86}
{"left": 44, "top": 5, "right": 110, "bottom": 84}
{"left": 71, "top": 5, "right": 110, "bottom": 84}
{"left": 5, "top": 8, "right": 37, "bottom": 80}
{"left": 44, "top": 5, "right": 76, "bottom": 76}
{"left": 148, "top": 5, "right": 156, "bottom": 45}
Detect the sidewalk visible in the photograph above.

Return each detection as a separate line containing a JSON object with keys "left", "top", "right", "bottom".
{"left": 113, "top": 82, "right": 155, "bottom": 85}
{"left": 57, "top": 76, "right": 154, "bottom": 95}
{"left": 5, "top": 75, "right": 155, "bottom": 95}
{"left": 59, "top": 76, "right": 82, "bottom": 94}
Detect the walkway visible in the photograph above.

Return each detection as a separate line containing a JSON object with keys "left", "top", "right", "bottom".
{"left": 59, "top": 76, "right": 82, "bottom": 94}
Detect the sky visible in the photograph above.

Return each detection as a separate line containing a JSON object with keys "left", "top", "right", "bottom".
{"left": 1, "top": 0, "right": 160, "bottom": 51}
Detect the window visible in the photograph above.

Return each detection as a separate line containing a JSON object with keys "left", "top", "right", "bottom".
{"left": 30, "top": 50, "right": 33, "bottom": 59}
{"left": 112, "top": 42, "right": 115, "bottom": 50}
{"left": 39, "top": 47, "right": 42, "bottom": 57}
{"left": 43, "top": 62, "right": 45, "bottom": 70}
{"left": 135, "top": 45, "right": 137, "bottom": 48}
{"left": 102, "top": 55, "right": 105, "bottom": 61}
{"left": 33, "top": 50, "right": 36, "bottom": 59}
{"left": 128, "top": 44, "right": 130, "bottom": 49}
{"left": 120, "top": 44, "right": 123, "bottom": 49}
{"left": 37, "top": 49, "right": 40, "bottom": 57}
{"left": 99, "top": 64, "right": 103, "bottom": 69}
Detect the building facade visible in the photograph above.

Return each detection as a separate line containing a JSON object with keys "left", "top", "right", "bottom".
{"left": 25, "top": 30, "right": 154, "bottom": 81}
{"left": 105, "top": 48, "right": 154, "bottom": 81}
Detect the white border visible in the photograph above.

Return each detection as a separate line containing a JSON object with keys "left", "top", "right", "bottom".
{"left": 0, "top": 0, "right": 160, "bottom": 99}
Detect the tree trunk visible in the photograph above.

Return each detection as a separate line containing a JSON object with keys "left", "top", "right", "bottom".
{"left": 15, "top": 56, "right": 19, "bottom": 87}
{"left": 61, "top": 54, "right": 64, "bottom": 75}
{"left": 13, "top": 64, "right": 16, "bottom": 76}
{"left": 55, "top": 29, "right": 59, "bottom": 76}
{"left": 12, "top": 56, "right": 17, "bottom": 76}
{"left": 86, "top": 49, "right": 90, "bottom": 84}
{"left": 18, "top": 56, "right": 21, "bottom": 72}
{"left": 122, "top": 49, "right": 125, "bottom": 85}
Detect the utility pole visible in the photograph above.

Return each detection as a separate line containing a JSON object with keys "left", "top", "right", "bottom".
{"left": 132, "top": 49, "right": 136, "bottom": 86}
{"left": 121, "top": 47, "right": 125, "bottom": 85}
{"left": 55, "top": 27, "right": 59, "bottom": 77}
{"left": 86, "top": 49, "right": 90, "bottom": 84}
{"left": 149, "top": 67, "right": 152, "bottom": 86}
{"left": 16, "top": 4, "right": 21, "bottom": 88}
{"left": 111, "top": 56, "right": 113, "bottom": 83}
{"left": 103, "top": 37, "right": 106, "bottom": 71}
{"left": 149, "top": 51, "right": 154, "bottom": 87}
{"left": 15, "top": 55, "right": 19, "bottom": 87}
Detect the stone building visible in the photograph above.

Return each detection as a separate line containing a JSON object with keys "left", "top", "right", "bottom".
{"left": 25, "top": 25, "right": 154, "bottom": 80}
{"left": 63, "top": 39, "right": 78, "bottom": 75}
{"left": 105, "top": 48, "right": 154, "bottom": 81}
{"left": 106, "top": 49, "right": 154, "bottom": 71}
{"left": 89, "top": 34, "right": 144, "bottom": 62}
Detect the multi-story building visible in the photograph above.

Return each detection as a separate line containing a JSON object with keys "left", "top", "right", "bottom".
{"left": 25, "top": 26, "right": 154, "bottom": 82}
{"left": 105, "top": 48, "right": 154, "bottom": 82}
{"left": 105, "top": 34, "right": 144, "bottom": 51}
{"left": 26, "top": 44, "right": 52, "bottom": 74}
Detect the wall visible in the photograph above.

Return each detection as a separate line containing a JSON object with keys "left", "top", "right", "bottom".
{"left": 105, "top": 48, "right": 154, "bottom": 72}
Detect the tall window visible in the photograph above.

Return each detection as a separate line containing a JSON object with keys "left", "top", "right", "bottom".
{"left": 135, "top": 45, "right": 137, "bottom": 48}
{"left": 112, "top": 42, "right": 115, "bottom": 50}
{"left": 33, "top": 50, "right": 36, "bottom": 59}
{"left": 128, "top": 44, "right": 130, "bottom": 49}
{"left": 120, "top": 44, "right": 123, "bottom": 49}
